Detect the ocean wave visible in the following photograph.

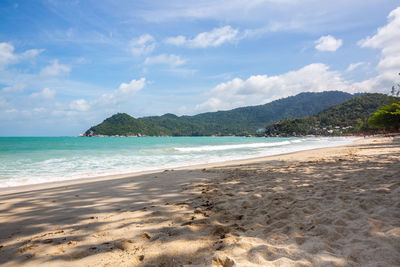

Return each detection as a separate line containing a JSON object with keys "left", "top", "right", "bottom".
{"left": 174, "top": 141, "right": 291, "bottom": 152}
{"left": 0, "top": 137, "right": 358, "bottom": 188}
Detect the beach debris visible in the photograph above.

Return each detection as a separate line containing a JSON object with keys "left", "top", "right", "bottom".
{"left": 141, "top": 232, "right": 151, "bottom": 240}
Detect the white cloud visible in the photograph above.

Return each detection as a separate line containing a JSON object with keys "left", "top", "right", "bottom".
{"left": 315, "top": 35, "right": 343, "bottom": 51}
{"left": 144, "top": 54, "right": 186, "bottom": 67}
{"left": 346, "top": 62, "right": 365, "bottom": 72}
{"left": 0, "top": 42, "right": 43, "bottom": 69}
{"left": 139, "top": 1, "right": 305, "bottom": 23}
{"left": 117, "top": 78, "right": 147, "bottom": 95}
{"left": 69, "top": 99, "right": 90, "bottom": 111}
{"left": 21, "top": 49, "right": 43, "bottom": 59}
{"left": 356, "top": 6, "right": 400, "bottom": 92}
{"left": 359, "top": 7, "right": 400, "bottom": 53}
{"left": 96, "top": 78, "right": 147, "bottom": 106}
{"left": 0, "top": 43, "right": 18, "bottom": 68}
{"left": 138, "top": 0, "right": 387, "bottom": 39}
{"left": 40, "top": 60, "right": 71, "bottom": 76}
{"left": 30, "top": 88, "right": 56, "bottom": 99}
{"left": 2, "top": 83, "right": 26, "bottom": 93}
{"left": 129, "top": 34, "right": 156, "bottom": 56}
{"left": 196, "top": 63, "right": 352, "bottom": 112}
{"left": 165, "top": 26, "right": 239, "bottom": 48}
{"left": 164, "top": 35, "right": 187, "bottom": 46}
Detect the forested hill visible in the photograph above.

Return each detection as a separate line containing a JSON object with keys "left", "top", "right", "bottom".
{"left": 265, "top": 93, "right": 397, "bottom": 136}
{"left": 84, "top": 91, "right": 355, "bottom": 136}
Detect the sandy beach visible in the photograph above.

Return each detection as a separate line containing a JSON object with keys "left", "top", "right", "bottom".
{"left": 0, "top": 136, "right": 399, "bottom": 266}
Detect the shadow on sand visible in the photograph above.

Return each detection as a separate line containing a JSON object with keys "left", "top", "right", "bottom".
{"left": 0, "top": 138, "right": 399, "bottom": 266}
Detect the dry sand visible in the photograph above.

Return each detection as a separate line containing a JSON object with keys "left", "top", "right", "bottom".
{"left": 0, "top": 137, "right": 399, "bottom": 266}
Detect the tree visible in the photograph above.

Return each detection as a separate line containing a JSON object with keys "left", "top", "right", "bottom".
{"left": 368, "top": 101, "right": 400, "bottom": 131}
{"left": 368, "top": 73, "right": 400, "bottom": 131}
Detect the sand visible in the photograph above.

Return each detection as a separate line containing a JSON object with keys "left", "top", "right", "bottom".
{"left": 0, "top": 136, "right": 399, "bottom": 266}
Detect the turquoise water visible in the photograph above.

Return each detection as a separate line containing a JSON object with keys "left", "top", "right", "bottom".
{"left": 0, "top": 136, "right": 355, "bottom": 187}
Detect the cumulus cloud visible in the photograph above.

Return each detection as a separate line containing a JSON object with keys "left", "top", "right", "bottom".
{"left": 30, "top": 88, "right": 56, "bottom": 99}
{"left": 117, "top": 78, "right": 147, "bottom": 95}
{"left": 165, "top": 26, "right": 239, "bottom": 48}
{"left": 315, "top": 35, "right": 343, "bottom": 51}
{"left": 96, "top": 78, "right": 147, "bottom": 106}
{"left": 359, "top": 7, "right": 400, "bottom": 53}
{"left": 196, "top": 63, "right": 352, "bottom": 112}
{"left": 129, "top": 34, "right": 156, "bottom": 56}
{"left": 0, "top": 42, "right": 43, "bottom": 69}
{"left": 40, "top": 60, "right": 71, "bottom": 76}
{"left": 355, "top": 7, "right": 400, "bottom": 92}
{"left": 69, "top": 99, "right": 90, "bottom": 111}
{"left": 144, "top": 54, "right": 186, "bottom": 67}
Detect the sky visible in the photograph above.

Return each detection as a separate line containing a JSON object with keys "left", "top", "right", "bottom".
{"left": 0, "top": 0, "right": 399, "bottom": 136}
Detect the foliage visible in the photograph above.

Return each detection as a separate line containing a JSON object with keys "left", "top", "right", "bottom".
{"left": 85, "top": 91, "right": 355, "bottom": 136}
{"left": 368, "top": 101, "right": 400, "bottom": 131}
{"left": 367, "top": 73, "right": 400, "bottom": 131}
{"left": 265, "top": 93, "right": 397, "bottom": 136}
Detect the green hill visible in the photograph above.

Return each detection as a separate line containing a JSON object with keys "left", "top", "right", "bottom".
{"left": 84, "top": 91, "right": 355, "bottom": 136}
{"left": 265, "top": 93, "right": 397, "bottom": 136}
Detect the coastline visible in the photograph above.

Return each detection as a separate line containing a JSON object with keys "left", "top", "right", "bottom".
{"left": 0, "top": 136, "right": 359, "bottom": 194}
{"left": 0, "top": 136, "right": 399, "bottom": 266}
{"left": 0, "top": 136, "right": 359, "bottom": 195}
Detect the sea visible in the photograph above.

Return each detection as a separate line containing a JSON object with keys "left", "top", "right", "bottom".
{"left": 0, "top": 136, "right": 356, "bottom": 188}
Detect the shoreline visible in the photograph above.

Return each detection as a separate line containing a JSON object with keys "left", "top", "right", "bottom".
{"left": 0, "top": 136, "right": 360, "bottom": 195}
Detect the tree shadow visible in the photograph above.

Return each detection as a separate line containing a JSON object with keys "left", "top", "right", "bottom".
{"left": 0, "top": 138, "right": 399, "bottom": 266}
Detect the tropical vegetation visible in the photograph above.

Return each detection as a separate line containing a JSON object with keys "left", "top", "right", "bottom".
{"left": 84, "top": 91, "right": 355, "bottom": 136}
{"left": 265, "top": 93, "right": 397, "bottom": 136}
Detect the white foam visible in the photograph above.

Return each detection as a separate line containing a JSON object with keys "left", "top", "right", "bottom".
{"left": 174, "top": 141, "right": 291, "bottom": 152}
{"left": 0, "top": 137, "right": 358, "bottom": 188}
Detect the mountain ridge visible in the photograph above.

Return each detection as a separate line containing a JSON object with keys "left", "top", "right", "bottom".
{"left": 84, "top": 91, "right": 356, "bottom": 136}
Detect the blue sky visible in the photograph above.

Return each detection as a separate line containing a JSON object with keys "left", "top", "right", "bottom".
{"left": 0, "top": 0, "right": 399, "bottom": 136}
